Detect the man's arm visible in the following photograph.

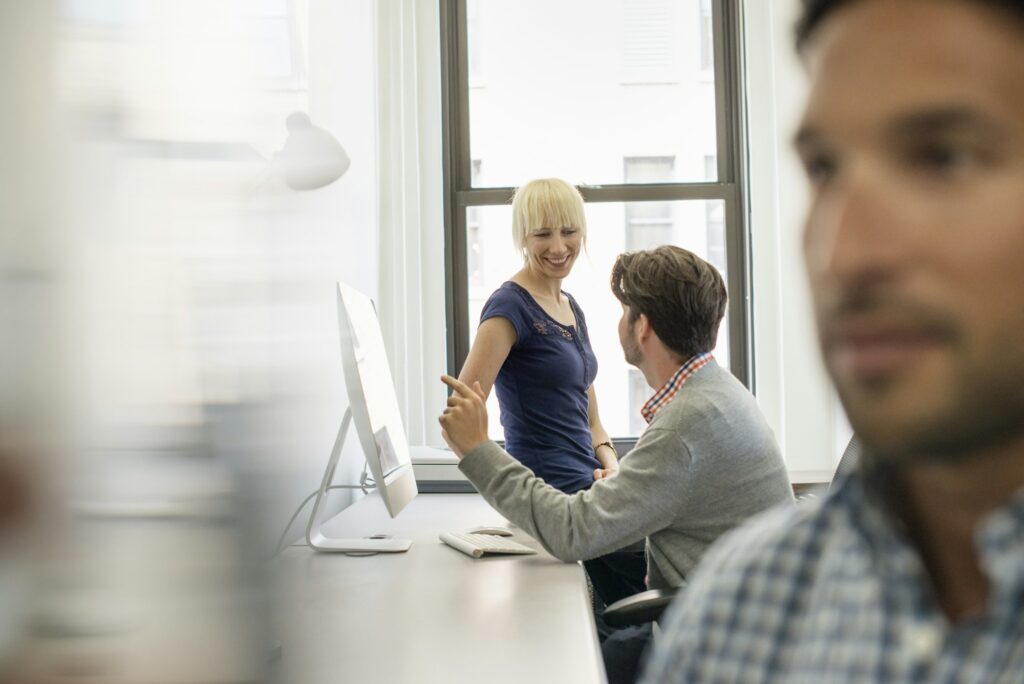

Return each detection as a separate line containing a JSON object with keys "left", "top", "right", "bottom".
{"left": 440, "top": 376, "right": 691, "bottom": 561}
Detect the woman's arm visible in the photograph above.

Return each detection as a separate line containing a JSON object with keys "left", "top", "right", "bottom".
{"left": 457, "top": 317, "right": 517, "bottom": 399}
{"left": 588, "top": 385, "right": 618, "bottom": 479}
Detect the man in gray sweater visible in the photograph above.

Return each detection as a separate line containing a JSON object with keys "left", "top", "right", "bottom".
{"left": 440, "top": 246, "right": 793, "bottom": 682}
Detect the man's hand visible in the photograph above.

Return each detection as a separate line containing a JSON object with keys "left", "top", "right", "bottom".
{"left": 593, "top": 467, "right": 618, "bottom": 481}
{"left": 439, "top": 375, "right": 489, "bottom": 459}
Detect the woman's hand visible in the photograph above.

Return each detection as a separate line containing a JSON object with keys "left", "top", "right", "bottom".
{"left": 593, "top": 466, "right": 618, "bottom": 481}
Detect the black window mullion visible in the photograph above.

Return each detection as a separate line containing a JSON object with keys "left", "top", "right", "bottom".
{"left": 721, "top": 0, "right": 753, "bottom": 388}
{"left": 441, "top": 0, "right": 470, "bottom": 376}
{"left": 457, "top": 183, "right": 733, "bottom": 207}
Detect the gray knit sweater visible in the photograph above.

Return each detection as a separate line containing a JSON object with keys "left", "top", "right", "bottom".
{"left": 458, "top": 359, "right": 794, "bottom": 590}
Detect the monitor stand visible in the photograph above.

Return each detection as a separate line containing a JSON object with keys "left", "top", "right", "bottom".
{"left": 304, "top": 408, "right": 412, "bottom": 553}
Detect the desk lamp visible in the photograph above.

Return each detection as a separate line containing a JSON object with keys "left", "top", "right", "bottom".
{"left": 271, "top": 111, "right": 350, "bottom": 191}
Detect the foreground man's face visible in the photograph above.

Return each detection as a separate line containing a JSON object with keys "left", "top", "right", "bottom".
{"left": 797, "top": 0, "right": 1024, "bottom": 461}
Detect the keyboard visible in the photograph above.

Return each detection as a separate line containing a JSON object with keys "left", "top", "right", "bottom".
{"left": 439, "top": 531, "right": 538, "bottom": 558}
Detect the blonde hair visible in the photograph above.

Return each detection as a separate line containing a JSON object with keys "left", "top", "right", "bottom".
{"left": 511, "top": 178, "right": 587, "bottom": 257}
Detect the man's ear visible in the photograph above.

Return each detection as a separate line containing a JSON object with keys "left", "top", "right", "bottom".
{"left": 635, "top": 313, "right": 653, "bottom": 343}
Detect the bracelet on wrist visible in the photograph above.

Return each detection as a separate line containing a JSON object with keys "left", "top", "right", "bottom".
{"left": 593, "top": 440, "right": 617, "bottom": 456}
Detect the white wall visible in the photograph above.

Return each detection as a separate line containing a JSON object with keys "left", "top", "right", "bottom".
{"left": 246, "top": 0, "right": 382, "bottom": 540}
{"left": 196, "top": 0, "right": 387, "bottom": 543}
{"left": 744, "top": 0, "right": 848, "bottom": 481}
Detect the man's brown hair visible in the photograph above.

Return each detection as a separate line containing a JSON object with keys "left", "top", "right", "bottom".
{"left": 610, "top": 246, "right": 727, "bottom": 360}
{"left": 796, "top": 0, "right": 1024, "bottom": 51}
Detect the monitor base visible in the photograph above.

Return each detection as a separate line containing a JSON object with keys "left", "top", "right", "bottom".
{"left": 307, "top": 531, "right": 412, "bottom": 553}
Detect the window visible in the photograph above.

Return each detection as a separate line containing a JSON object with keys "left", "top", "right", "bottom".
{"left": 466, "top": 0, "right": 484, "bottom": 85}
{"left": 700, "top": 0, "right": 715, "bottom": 72}
{"left": 245, "top": 0, "right": 307, "bottom": 87}
{"left": 624, "top": 156, "right": 676, "bottom": 250}
{"left": 441, "top": 0, "right": 748, "bottom": 441}
{"left": 704, "top": 154, "right": 726, "bottom": 270}
{"left": 622, "top": 0, "right": 675, "bottom": 83}
{"left": 628, "top": 370, "right": 650, "bottom": 436}
{"left": 466, "top": 160, "right": 485, "bottom": 290}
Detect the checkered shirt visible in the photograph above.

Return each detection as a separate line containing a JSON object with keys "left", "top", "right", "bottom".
{"left": 641, "top": 467, "right": 1024, "bottom": 683}
{"left": 640, "top": 353, "right": 713, "bottom": 424}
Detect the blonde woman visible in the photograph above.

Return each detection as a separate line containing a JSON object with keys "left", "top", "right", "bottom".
{"left": 457, "top": 178, "right": 618, "bottom": 494}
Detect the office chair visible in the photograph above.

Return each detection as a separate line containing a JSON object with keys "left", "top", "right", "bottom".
{"left": 602, "top": 435, "right": 862, "bottom": 629}
{"left": 601, "top": 587, "right": 679, "bottom": 629}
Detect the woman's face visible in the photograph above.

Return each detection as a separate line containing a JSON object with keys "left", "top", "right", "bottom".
{"left": 524, "top": 225, "right": 582, "bottom": 280}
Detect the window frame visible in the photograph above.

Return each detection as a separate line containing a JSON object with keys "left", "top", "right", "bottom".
{"left": 440, "top": 0, "right": 751, "bottom": 447}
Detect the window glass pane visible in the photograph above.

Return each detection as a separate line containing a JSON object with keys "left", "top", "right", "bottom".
{"left": 466, "top": 0, "right": 484, "bottom": 84}
{"left": 624, "top": 156, "right": 675, "bottom": 248}
{"left": 465, "top": 199, "right": 728, "bottom": 439}
{"left": 467, "top": 0, "right": 717, "bottom": 187}
{"left": 699, "top": 0, "right": 714, "bottom": 72}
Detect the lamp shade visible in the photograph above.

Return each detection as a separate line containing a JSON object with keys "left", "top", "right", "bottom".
{"left": 273, "top": 112, "right": 350, "bottom": 191}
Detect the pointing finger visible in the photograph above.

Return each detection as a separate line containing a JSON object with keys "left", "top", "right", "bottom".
{"left": 441, "top": 374, "right": 476, "bottom": 399}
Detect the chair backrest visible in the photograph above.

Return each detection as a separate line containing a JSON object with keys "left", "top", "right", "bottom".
{"left": 830, "top": 434, "right": 862, "bottom": 489}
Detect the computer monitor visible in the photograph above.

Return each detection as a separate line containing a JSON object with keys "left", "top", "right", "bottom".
{"left": 304, "top": 282, "right": 418, "bottom": 553}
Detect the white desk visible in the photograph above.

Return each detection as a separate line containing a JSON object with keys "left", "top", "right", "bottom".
{"left": 278, "top": 492, "right": 607, "bottom": 683}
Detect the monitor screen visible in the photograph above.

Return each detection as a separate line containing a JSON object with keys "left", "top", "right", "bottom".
{"left": 336, "top": 281, "right": 417, "bottom": 518}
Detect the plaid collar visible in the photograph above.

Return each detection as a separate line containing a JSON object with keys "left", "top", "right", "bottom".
{"left": 640, "top": 353, "right": 713, "bottom": 424}
{"left": 844, "top": 464, "right": 1024, "bottom": 609}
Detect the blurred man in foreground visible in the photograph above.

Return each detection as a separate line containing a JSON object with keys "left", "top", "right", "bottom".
{"left": 641, "top": 0, "right": 1024, "bottom": 680}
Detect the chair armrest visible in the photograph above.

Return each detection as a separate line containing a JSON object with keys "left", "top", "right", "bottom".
{"left": 601, "top": 588, "right": 679, "bottom": 629}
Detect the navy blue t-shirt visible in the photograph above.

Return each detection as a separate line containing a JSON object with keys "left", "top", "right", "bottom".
{"left": 480, "top": 281, "right": 599, "bottom": 494}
